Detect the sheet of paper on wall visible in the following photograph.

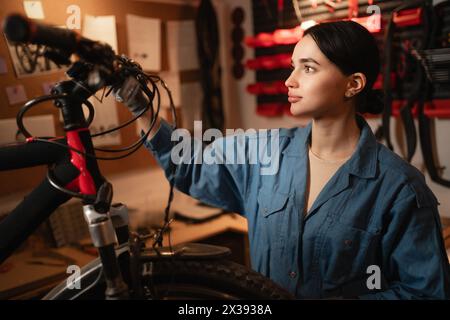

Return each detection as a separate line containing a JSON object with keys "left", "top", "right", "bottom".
{"left": 84, "top": 94, "right": 121, "bottom": 146}
{"left": 180, "top": 82, "right": 202, "bottom": 131}
{"left": 166, "top": 20, "right": 199, "bottom": 71}
{"left": 4, "top": 37, "right": 65, "bottom": 78}
{"left": 23, "top": 1, "right": 45, "bottom": 19}
{"left": 5, "top": 85, "right": 27, "bottom": 105}
{"left": 0, "top": 115, "right": 55, "bottom": 145}
{"left": 158, "top": 71, "right": 181, "bottom": 109}
{"left": 42, "top": 81, "right": 57, "bottom": 95}
{"left": 0, "top": 56, "right": 7, "bottom": 74}
{"left": 126, "top": 14, "right": 161, "bottom": 71}
{"left": 83, "top": 15, "right": 118, "bottom": 52}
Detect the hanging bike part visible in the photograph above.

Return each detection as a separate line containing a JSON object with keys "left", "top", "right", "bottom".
{"left": 196, "top": 0, "right": 225, "bottom": 131}
{"left": 382, "top": 0, "right": 427, "bottom": 159}
{"left": 417, "top": 0, "right": 450, "bottom": 188}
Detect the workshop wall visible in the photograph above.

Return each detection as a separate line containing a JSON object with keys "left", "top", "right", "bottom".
{"left": 0, "top": 0, "right": 199, "bottom": 195}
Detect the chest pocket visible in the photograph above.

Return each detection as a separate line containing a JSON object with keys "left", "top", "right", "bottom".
{"left": 257, "top": 190, "right": 290, "bottom": 248}
{"left": 321, "top": 219, "right": 379, "bottom": 285}
{"left": 257, "top": 191, "right": 289, "bottom": 217}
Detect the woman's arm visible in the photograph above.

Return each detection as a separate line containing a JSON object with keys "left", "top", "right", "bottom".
{"left": 137, "top": 110, "right": 161, "bottom": 141}
{"left": 141, "top": 117, "right": 257, "bottom": 215}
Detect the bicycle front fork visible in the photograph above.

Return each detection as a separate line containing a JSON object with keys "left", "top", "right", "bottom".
{"left": 83, "top": 204, "right": 130, "bottom": 300}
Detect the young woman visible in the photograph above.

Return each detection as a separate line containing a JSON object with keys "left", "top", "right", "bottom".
{"left": 128, "top": 21, "right": 450, "bottom": 299}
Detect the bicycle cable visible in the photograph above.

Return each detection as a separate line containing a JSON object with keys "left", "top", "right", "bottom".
{"left": 22, "top": 78, "right": 161, "bottom": 160}
{"left": 15, "top": 47, "right": 179, "bottom": 257}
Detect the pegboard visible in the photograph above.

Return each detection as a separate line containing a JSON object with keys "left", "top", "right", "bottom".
{"left": 248, "top": 0, "right": 450, "bottom": 116}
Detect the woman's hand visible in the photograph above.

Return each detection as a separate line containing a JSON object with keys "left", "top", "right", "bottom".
{"left": 114, "top": 77, "right": 162, "bottom": 141}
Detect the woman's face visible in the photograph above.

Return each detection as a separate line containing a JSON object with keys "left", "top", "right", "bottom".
{"left": 285, "top": 35, "right": 350, "bottom": 118}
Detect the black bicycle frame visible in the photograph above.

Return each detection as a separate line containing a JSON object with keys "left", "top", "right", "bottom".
{"left": 0, "top": 74, "right": 131, "bottom": 299}
{"left": 0, "top": 138, "right": 78, "bottom": 262}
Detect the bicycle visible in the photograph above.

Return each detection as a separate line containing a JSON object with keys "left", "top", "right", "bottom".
{"left": 0, "top": 14, "right": 294, "bottom": 300}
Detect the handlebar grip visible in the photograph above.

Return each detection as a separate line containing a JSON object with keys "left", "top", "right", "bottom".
{"left": 3, "top": 13, "right": 78, "bottom": 53}
{"left": 2, "top": 13, "right": 115, "bottom": 65}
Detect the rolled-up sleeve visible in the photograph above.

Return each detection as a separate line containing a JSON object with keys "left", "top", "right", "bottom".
{"left": 359, "top": 186, "right": 450, "bottom": 299}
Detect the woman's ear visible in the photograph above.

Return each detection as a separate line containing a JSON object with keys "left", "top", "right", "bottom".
{"left": 345, "top": 72, "right": 366, "bottom": 98}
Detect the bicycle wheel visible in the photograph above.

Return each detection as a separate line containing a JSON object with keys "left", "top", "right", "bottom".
{"left": 139, "top": 259, "right": 295, "bottom": 300}
{"left": 44, "top": 251, "right": 294, "bottom": 300}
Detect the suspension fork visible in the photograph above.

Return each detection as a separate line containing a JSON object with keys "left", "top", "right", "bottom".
{"left": 83, "top": 204, "right": 129, "bottom": 299}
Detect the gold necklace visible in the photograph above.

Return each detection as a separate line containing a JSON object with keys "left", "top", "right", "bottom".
{"left": 308, "top": 146, "right": 351, "bottom": 164}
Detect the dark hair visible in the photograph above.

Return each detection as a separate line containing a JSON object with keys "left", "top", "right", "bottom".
{"left": 303, "top": 20, "right": 383, "bottom": 115}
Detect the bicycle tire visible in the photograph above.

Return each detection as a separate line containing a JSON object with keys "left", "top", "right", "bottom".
{"left": 139, "top": 259, "right": 295, "bottom": 300}
{"left": 44, "top": 254, "right": 294, "bottom": 300}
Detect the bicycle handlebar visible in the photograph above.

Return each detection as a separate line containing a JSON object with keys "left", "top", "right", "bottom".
{"left": 3, "top": 14, "right": 115, "bottom": 67}
{"left": 4, "top": 14, "right": 78, "bottom": 51}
